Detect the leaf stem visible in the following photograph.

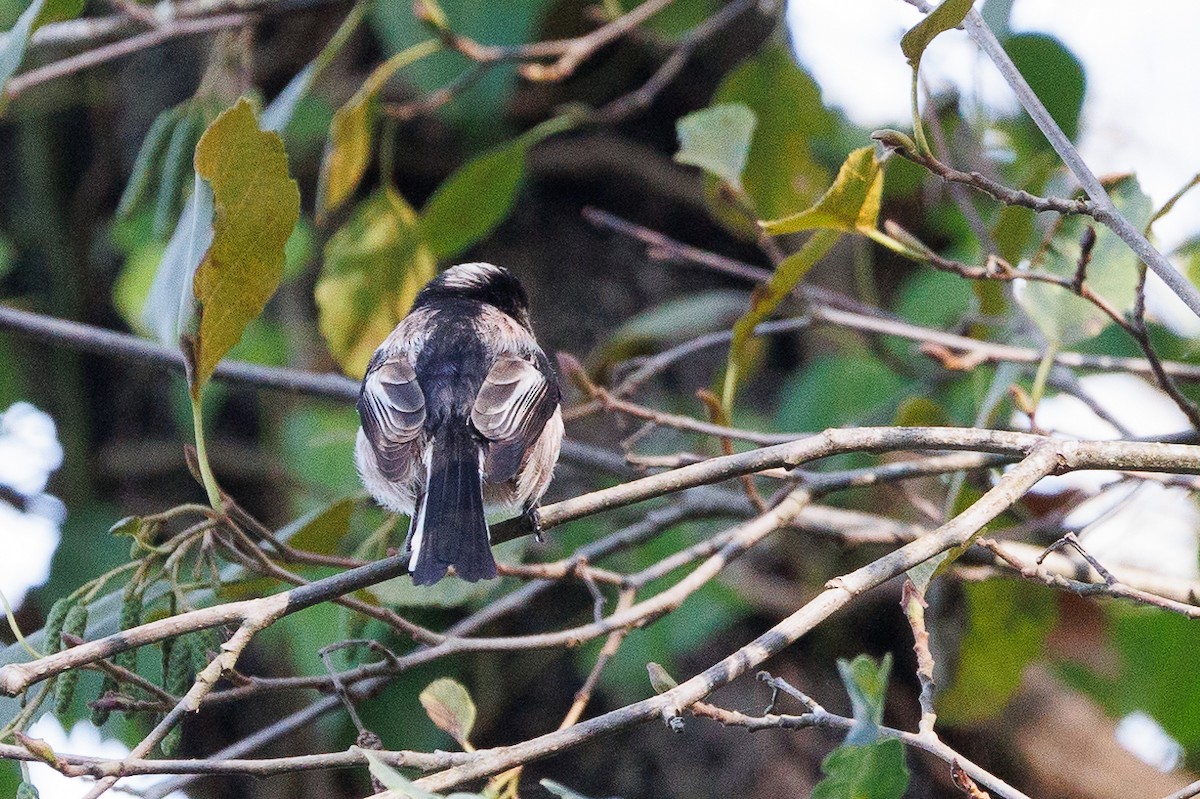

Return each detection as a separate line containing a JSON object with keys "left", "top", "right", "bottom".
{"left": 910, "top": 69, "right": 930, "bottom": 155}
{"left": 1029, "top": 341, "right": 1058, "bottom": 411}
{"left": 190, "top": 393, "right": 222, "bottom": 509}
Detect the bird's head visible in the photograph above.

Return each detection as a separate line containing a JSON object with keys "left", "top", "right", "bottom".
{"left": 416, "top": 263, "right": 532, "bottom": 328}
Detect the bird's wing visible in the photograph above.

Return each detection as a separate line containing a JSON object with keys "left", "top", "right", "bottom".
{"left": 357, "top": 356, "right": 426, "bottom": 481}
{"left": 472, "top": 354, "right": 560, "bottom": 484}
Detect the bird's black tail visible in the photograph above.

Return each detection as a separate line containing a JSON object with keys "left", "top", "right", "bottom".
{"left": 407, "top": 422, "right": 495, "bottom": 585}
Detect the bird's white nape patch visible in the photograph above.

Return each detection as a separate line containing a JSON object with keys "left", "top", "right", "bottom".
{"left": 440, "top": 262, "right": 503, "bottom": 289}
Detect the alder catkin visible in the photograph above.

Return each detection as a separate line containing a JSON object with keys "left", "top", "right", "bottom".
{"left": 90, "top": 674, "right": 118, "bottom": 727}
{"left": 53, "top": 603, "right": 89, "bottom": 716}
{"left": 43, "top": 598, "right": 73, "bottom": 653}
{"left": 113, "top": 587, "right": 143, "bottom": 675}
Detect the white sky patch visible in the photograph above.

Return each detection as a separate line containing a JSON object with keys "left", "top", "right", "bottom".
{"left": 787, "top": 0, "right": 1200, "bottom": 327}
{"left": 0, "top": 402, "right": 65, "bottom": 609}
{"left": 0, "top": 402, "right": 63, "bottom": 495}
{"left": 1115, "top": 711, "right": 1184, "bottom": 773}
{"left": 1013, "top": 375, "right": 1199, "bottom": 579}
{"left": 26, "top": 716, "right": 190, "bottom": 799}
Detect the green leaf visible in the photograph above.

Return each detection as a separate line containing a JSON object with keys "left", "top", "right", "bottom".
{"left": 893, "top": 397, "right": 949, "bottom": 427}
{"left": 713, "top": 44, "right": 835, "bottom": 220}
{"left": 541, "top": 779, "right": 618, "bottom": 799}
{"left": 1016, "top": 174, "right": 1152, "bottom": 346}
{"left": 1061, "top": 605, "right": 1200, "bottom": 749}
{"left": 1176, "top": 236, "right": 1200, "bottom": 289}
{"left": 116, "top": 106, "right": 181, "bottom": 221}
{"left": 0, "top": 0, "right": 84, "bottom": 104}
{"left": 937, "top": 580, "right": 1056, "bottom": 724}
{"left": 761, "top": 146, "right": 885, "bottom": 236}
{"left": 812, "top": 739, "right": 909, "bottom": 799}
{"left": 722, "top": 230, "right": 838, "bottom": 410}
{"left": 287, "top": 497, "right": 354, "bottom": 555}
{"left": 776, "top": 355, "right": 913, "bottom": 432}
{"left": 646, "top": 662, "right": 678, "bottom": 694}
{"left": 900, "top": 0, "right": 974, "bottom": 69}
{"left": 357, "top": 747, "right": 441, "bottom": 797}
{"left": 1005, "top": 33, "right": 1085, "bottom": 141}
{"left": 419, "top": 677, "right": 477, "bottom": 748}
{"left": 673, "top": 103, "right": 757, "bottom": 191}
{"left": 370, "top": 0, "right": 545, "bottom": 134}
{"left": 316, "top": 187, "right": 437, "bottom": 378}
{"left": 188, "top": 98, "right": 300, "bottom": 394}
{"left": 317, "top": 39, "right": 440, "bottom": 220}
{"left": 420, "top": 115, "right": 574, "bottom": 259}
{"left": 837, "top": 653, "right": 892, "bottom": 745}
{"left": 595, "top": 289, "right": 749, "bottom": 366}
{"left": 154, "top": 103, "right": 208, "bottom": 239}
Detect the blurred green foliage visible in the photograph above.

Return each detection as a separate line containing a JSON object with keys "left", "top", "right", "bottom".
{"left": 2, "top": 0, "right": 1200, "bottom": 793}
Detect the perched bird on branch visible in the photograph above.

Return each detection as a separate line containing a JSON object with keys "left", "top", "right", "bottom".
{"left": 355, "top": 263, "right": 563, "bottom": 585}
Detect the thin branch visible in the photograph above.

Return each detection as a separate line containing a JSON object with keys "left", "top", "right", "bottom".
{"left": 10, "top": 426, "right": 1191, "bottom": 697}
{"left": 979, "top": 537, "right": 1200, "bottom": 618}
{"left": 0, "top": 304, "right": 359, "bottom": 401}
{"left": 901, "top": 579, "right": 937, "bottom": 736}
{"left": 6, "top": 12, "right": 258, "bottom": 101}
{"left": 955, "top": 7, "right": 1200, "bottom": 319}
{"left": 690, "top": 700, "right": 1027, "bottom": 799}
{"left": 580, "top": 209, "right": 1200, "bottom": 384}
{"left": 873, "top": 131, "right": 1094, "bottom": 217}
{"left": 397, "top": 447, "right": 1061, "bottom": 792}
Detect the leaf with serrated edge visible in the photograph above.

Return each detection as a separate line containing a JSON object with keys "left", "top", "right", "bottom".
{"left": 189, "top": 98, "right": 300, "bottom": 394}
{"left": 900, "top": 0, "right": 974, "bottom": 68}
{"left": 812, "top": 739, "right": 909, "bottom": 799}
{"left": 316, "top": 187, "right": 437, "bottom": 378}
{"left": 674, "top": 103, "right": 756, "bottom": 191}
{"left": 722, "top": 229, "right": 839, "bottom": 410}
{"left": 761, "top": 146, "right": 884, "bottom": 236}
{"left": 1016, "top": 174, "right": 1152, "bottom": 347}
{"left": 419, "top": 677, "right": 476, "bottom": 748}
{"left": 837, "top": 652, "right": 892, "bottom": 745}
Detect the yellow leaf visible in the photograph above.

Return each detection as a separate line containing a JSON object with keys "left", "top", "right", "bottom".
{"left": 316, "top": 187, "right": 437, "bottom": 378}
{"left": 761, "top": 146, "right": 885, "bottom": 236}
{"left": 316, "top": 39, "right": 439, "bottom": 220}
{"left": 419, "top": 677, "right": 476, "bottom": 748}
{"left": 721, "top": 229, "right": 839, "bottom": 411}
{"left": 189, "top": 98, "right": 300, "bottom": 394}
{"left": 900, "top": 0, "right": 975, "bottom": 69}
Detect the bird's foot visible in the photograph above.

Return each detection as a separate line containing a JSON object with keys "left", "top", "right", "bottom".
{"left": 523, "top": 506, "right": 543, "bottom": 543}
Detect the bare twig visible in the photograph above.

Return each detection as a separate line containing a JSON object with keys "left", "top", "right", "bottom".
{"left": 902, "top": 579, "right": 937, "bottom": 736}
{"left": 395, "top": 447, "right": 1060, "bottom": 792}
{"left": 690, "top": 701, "right": 1024, "bottom": 799}
{"left": 580, "top": 209, "right": 1200, "bottom": 384}
{"left": 955, "top": 6, "right": 1200, "bottom": 318}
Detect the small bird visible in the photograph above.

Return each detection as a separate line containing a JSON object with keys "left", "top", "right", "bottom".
{"left": 355, "top": 263, "right": 563, "bottom": 585}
